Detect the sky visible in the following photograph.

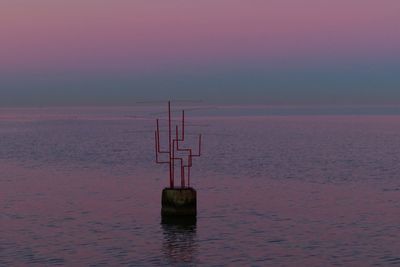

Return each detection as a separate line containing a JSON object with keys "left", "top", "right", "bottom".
{"left": 1, "top": 0, "right": 400, "bottom": 106}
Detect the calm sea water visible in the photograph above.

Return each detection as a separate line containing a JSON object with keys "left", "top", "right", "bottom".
{"left": 1, "top": 106, "right": 400, "bottom": 266}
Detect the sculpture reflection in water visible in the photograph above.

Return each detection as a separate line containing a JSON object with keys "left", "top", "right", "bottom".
{"left": 161, "top": 217, "right": 198, "bottom": 264}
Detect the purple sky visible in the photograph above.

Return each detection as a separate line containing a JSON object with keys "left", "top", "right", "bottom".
{"left": 1, "top": 1, "right": 400, "bottom": 106}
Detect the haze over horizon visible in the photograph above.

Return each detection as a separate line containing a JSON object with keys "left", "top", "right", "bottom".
{"left": 1, "top": 1, "right": 400, "bottom": 107}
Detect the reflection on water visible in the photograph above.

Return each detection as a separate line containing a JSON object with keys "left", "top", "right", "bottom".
{"left": 161, "top": 217, "right": 197, "bottom": 265}
{"left": 2, "top": 107, "right": 400, "bottom": 265}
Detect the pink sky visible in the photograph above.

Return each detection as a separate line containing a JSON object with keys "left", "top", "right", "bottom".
{"left": 1, "top": 0, "right": 400, "bottom": 73}
{"left": 1, "top": 1, "right": 400, "bottom": 106}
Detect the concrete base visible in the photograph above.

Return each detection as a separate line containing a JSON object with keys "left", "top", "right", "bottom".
{"left": 161, "top": 187, "right": 197, "bottom": 217}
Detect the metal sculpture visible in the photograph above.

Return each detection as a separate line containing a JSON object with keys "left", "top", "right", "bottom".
{"left": 155, "top": 101, "right": 202, "bottom": 188}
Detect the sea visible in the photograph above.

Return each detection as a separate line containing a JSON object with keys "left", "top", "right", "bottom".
{"left": 1, "top": 105, "right": 399, "bottom": 266}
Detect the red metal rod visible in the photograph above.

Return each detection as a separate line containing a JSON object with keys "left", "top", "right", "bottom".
{"left": 171, "top": 157, "right": 185, "bottom": 187}
{"left": 155, "top": 129, "right": 169, "bottom": 164}
{"left": 172, "top": 135, "right": 175, "bottom": 186}
{"left": 175, "top": 110, "right": 192, "bottom": 156}
{"left": 191, "top": 134, "right": 202, "bottom": 157}
{"left": 154, "top": 102, "right": 202, "bottom": 188}
{"left": 154, "top": 131, "right": 158, "bottom": 162}
{"left": 157, "top": 119, "right": 160, "bottom": 151}
{"left": 156, "top": 119, "right": 169, "bottom": 154}
{"left": 175, "top": 119, "right": 193, "bottom": 187}
{"left": 199, "top": 134, "right": 202, "bottom": 156}
{"left": 176, "top": 110, "right": 201, "bottom": 187}
{"left": 182, "top": 110, "right": 185, "bottom": 140}
{"left": 168, "top": 101, "right": 173, "bottom": 188}
{"left": 172, "top": 136, "right": 185, "bottom": 187}
{"left": 174, "top": 125, "right": 186, "bottom": 187}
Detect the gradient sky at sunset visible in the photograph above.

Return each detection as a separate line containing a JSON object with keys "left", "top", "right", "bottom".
{"left": 1, "top": 0, "right": 400, "bottom": 106}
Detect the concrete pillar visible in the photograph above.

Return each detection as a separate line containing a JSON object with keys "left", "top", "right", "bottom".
{"left": 161, "top": 187, "right": 197, "bottom": 217}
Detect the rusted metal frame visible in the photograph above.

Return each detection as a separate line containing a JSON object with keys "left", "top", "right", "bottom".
{"left": 155, "top": 118, "right": 170, "bottom": 164}
{"left": 171, "top": 157, "right": 184, "bottom": 188}
{"left": 155, "top": 101, "right": 202, "bottom": 188}
{"left": 190, "top": 134, "right": 202, "bottom": 158}
{"left": 173, "top": 123, "right": 187, "bottom": 188}
{"left": 156, "top": 119, "right": 169, "bottom": 154}
{"left": 182, "top": 151, "right": 192, "bottom": 186}
{"left": 185, "top": 134, "right": 201, "bottom": 186}
{"left": 168, "top": 101, "right": 174, "bottom": 188}
{"left": 172, "top": 137, "right": 185, "bottom": 188}
{"left": 174, "top": 110, "right": 202, "bottom": 187}
{"left": 155, "top": 131, "right": 169, "bottom": 164}
{"left": 174, "top": 110, "right": 189, "bottom": 187}
{"left": 154, "top": 101, "right": 174, "bottom": 188}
